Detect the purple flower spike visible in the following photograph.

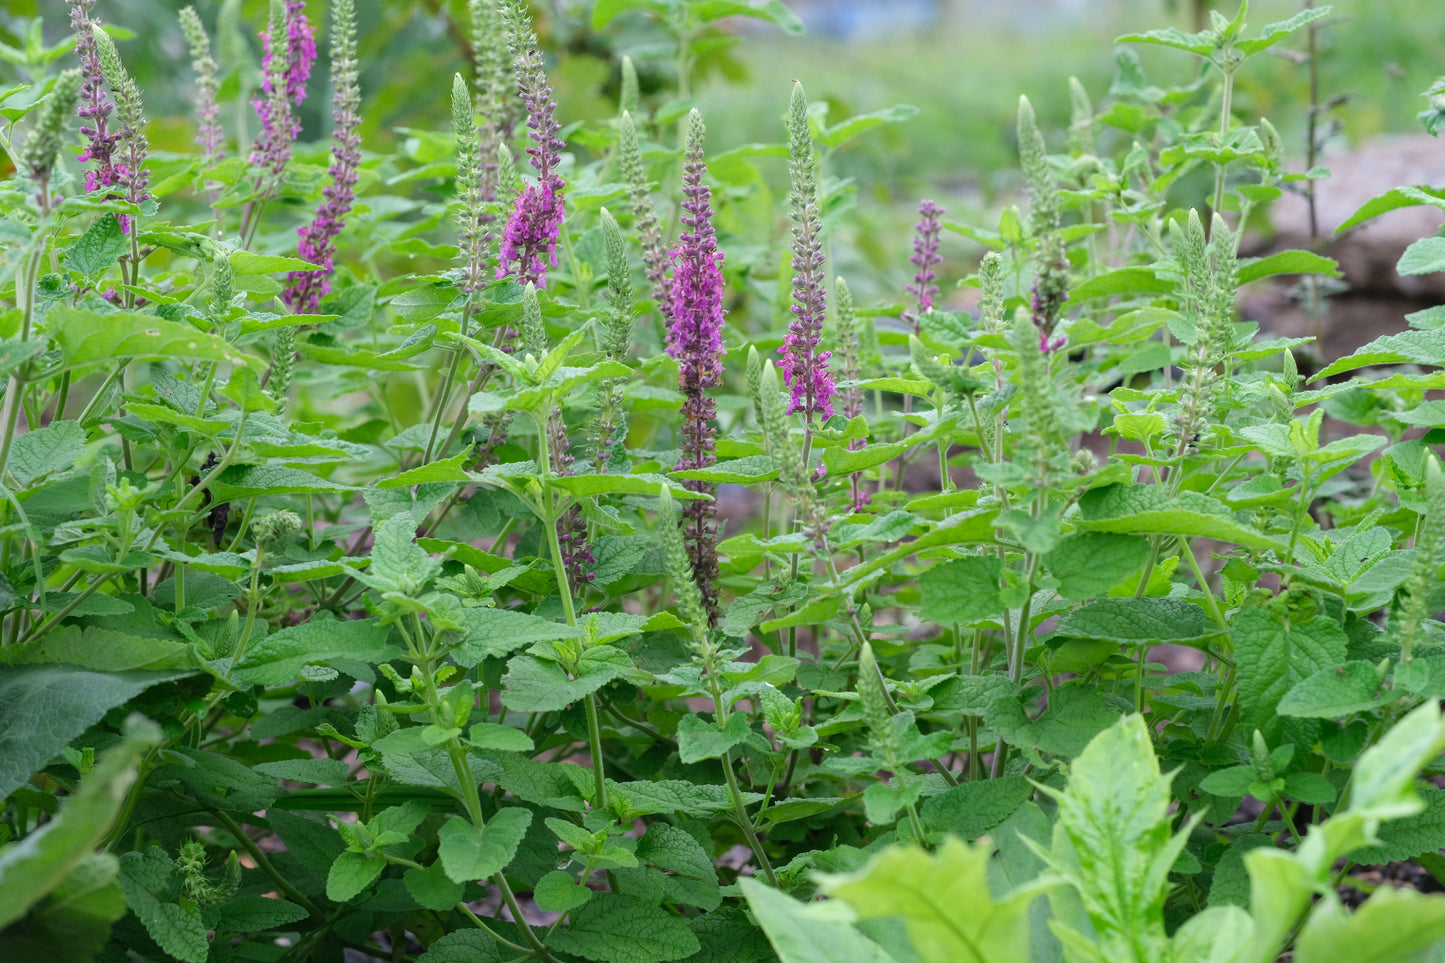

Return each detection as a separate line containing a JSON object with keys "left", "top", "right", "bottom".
{"left": 905, "top": 198, "right": 945, "bottom": 332}
{"left": 284, "top": 0, "right": 361, "bottom": 313}
{"left": 69, "top": 1, "right": 121, "bottom": 198}
{"left": 250, "top": 0, "right": 316, "bottom": 176}
{"left": 496, "top": 0, "right": 567, "bottom": 288}
{"left": 778, "top": 82, "right": 836, "bottom": 422}
{"left": 667, "top": 109, "right": 726, "bottom": 618}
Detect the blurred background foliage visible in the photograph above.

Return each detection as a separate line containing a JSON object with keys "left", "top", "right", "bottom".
{"left": 2, "top": 0, "right": 1440, "bottom": 302}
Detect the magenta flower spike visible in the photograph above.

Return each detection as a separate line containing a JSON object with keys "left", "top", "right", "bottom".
{"left": 283, "top": 0, "right": 361, "bottom": 313}
{"left": 496, "top": 0, "right": 566, "bottom": 288}
{"left": 777, "top": 82, "right": 836, "bottom": 422}
{"left": 905, "top": 198, "right": 945, "bottom": 333}
{"left": 249, "top": 0, "right": 316, "bottom": 177}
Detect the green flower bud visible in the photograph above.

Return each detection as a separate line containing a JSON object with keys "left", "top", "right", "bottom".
{"left": 618, "top": 54, "right": 640, "bottom": 118}
{"left": 1018, "top": 94, "right": 1059, "bottom": 237}
{"left": 20, "top": 69, "right": 82, "bottom": 208}
{"left": 600, "top": 208, "right": 634, "bottom": 360}
{"left": 521, "top": 281, "right": 545, "bottom": 357}
{"left": 254, "top": 509, "right": 303, "bottom": 547}
{"left": 656, "top": 488, "right": 708, "bottom": 644}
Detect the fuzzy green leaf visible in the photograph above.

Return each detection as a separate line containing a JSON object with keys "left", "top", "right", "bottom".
{"left": 325, "top": 851, "right": 385, "bottom": 902}
{"left": 1056, "top": 597, "right": 1213, "bottom": 645}
{"left": 676, "top": 712, "right": 751, "bottom": 764}
{"left": 1078, "top": 483, "right": 1282, "bottom": 551}
{"left": 533, "top": 870, "right": 592, "bottom": 913}
{"left": 1278, "top": 661, "right": 1390, "bottom": 718}
{"left": 1043, "top": 533, "right": 1152, "bottom": 600}
{"left": 1398, "top": 236, "right": 1445, "bottom": 276}
{"left": 1232, "top": 600, "right": 1348, "bottom": 730}
{"left": 1295, "top": 888, "right": 1445, "bottom": 963}
{"left": 739, "top": 877, "right": 900, "bottom": 963}
{"left": 51, "top": 307, "right": 253, "bottom": 372}
{"left": 549, "top": 893, "right": 701, "bottom": 963}
{"left": 118, "top": 848, "right": 207, "bottom": 963}
{"left": 436, "top": 808, "right": 532, "bottom": 883}
{"left": 65, "top": 214, "right": 126, "bottom": 277}
{"left": 919, "top": 774, "right": 1034, "bottom": 839}
{"left": 8, "top": 419, "right": 84, "bottom": 486}
{"left": 450, "top": 607, "right": 583, "bottom": 665}
{"left": 210, "top": 464, "right": 356, "bottom": 500}
{"left": 232, "top": 614, "right": 395, "bottom": 685}
{"left": 1237, "top": 249, "right": 1341, "bottom": 284}
{"left": 918, "top": 555, "right": 1003, "bottom": 625}
{"left": 500, "top": 647, "right": 631, "bottom": 712}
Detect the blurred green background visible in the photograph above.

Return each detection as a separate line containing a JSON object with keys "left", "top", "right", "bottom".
{"left": 4, "top": 0, "right": 1440, "bottom": 293}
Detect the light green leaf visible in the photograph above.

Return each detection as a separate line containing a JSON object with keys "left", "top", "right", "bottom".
{"left": 450, "top": 608, "right": 582, "bottom": 665}
{"left": 1056, "top": 597, "right": 1213, "bottom": 645}
{"left": 550, "top": 893, "right": 701, "bottom": 963}
{"left": 65, "top": 214, "right": 126, "bottom": 277}
{"left": 1237, "top": 249, "right": 1341, "bottom": 284}
{"left": 1232, "top": 600, "right": 1348, "bottom": 731}
{"left": 671, "top": 454, "right": 779, "bottom": 484}
{"left": 377, "top": 451, "right": 474, "bottom": 489}
{"left": 210, "top": 464, "right": 356, "bottom": 500}
{"left": 591, "top": 0, "right": 670, "bottom": 30}
{"left": 51, "top": 307, "right": 253, "bottom": 372}
{"left": 0, "top": 851, "right": 125, "bottom": 960}
{"left": 0, "top": 724, "right": 156, "bottom": 930}
{"left": 819, "top": 104, "right": 919, "bottom": 150}
{"left": 533, "top": 869, "right": 592, "bottom": 913}
{"left": 739, "top": 877, "right": 899, "bottom": 963}
{"left": 820, "top": 837, "right": 1046, "bottom": 963}
{"left": 1315, "top": 328, "right": 1445, "bottom": 379}
{"left": 232, "top": 614, "right": 395, "bottom": 685}
{"left": 919, "top": 774, "right": 1033, "bottom": 839}
{"left": 1278, "top": 661, "right": 1390, "bottom": 718}
{"left": 1078, "top": 483, "right": 1281, "bottom": 552}
{"left": 253, "top": 758, "right": 351, "bottom": 786}
{"left": 325, "top": 851, "right": 385, "bottom": 902}
{"left": 822, "top": 442, "right": 907, "bottom": 475}
{"left": 1399, "top": 236, "right": 1445, "bottom": 276}
{"left": 918, "top": 555, "right": 1003, "bottom": 625}
{"left": 676, "top": 713, "right": 751, "bottom": 764}
{"left": 8, "top": 420, "right": 84, "bottom": 486}
{"left": 1337, "top": 185, "right": 1445, "bottom": 234}
{"left": 1116, "top": 25, "right": 1215, "bottom": 55}
{"left": 637, "top": 823, "right": 718, "bottom": 884}
{"left": 546, "top": 472, "right": 702, "bottom": 499}
{"left": 500, "top": 647, "right": 631, "bottom": 712}
{"left": 0, "top": 665, "right": 186, "bottom": 803}
{"left": 1235, "top": 6, "right": 1333, "bottom": 55}
{"left": 117, "top": 848, "right": 207, "bottom": 963}
{"left": 1044, "top": 533, "right": 1152, "bottom": 600}
{"left": 228, "top": 251, "right": 322, "bottom": 275}
{"left": 1070, "top": 266, "right": 1173, "bottom": 300}
{"left": 436, "top": 808, "right": 532, "bottom": 883}
{"left": 1295, "top": 888, "right": 1445, "bottom": 963}
{"left": 1353, "top": 787, "right": 1445, "bottom": 865}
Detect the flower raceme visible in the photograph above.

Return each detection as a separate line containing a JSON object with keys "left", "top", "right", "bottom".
{"left": 249, "top": 0, "right": 316, "bottom": 177}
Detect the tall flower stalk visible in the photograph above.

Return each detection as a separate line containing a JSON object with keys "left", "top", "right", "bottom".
{"left": 778, "top": 82, "right": 835, "bottom": 424}
{"left": 283, "top": 0, "right": 362, "bottom": 313}
{"left": 496, "top": 0, "right": 566, "bottom": 289}
{"left": 92, "top": 26, "right": 149, "bottom": 298}
{"left": 180, "top": 8, "right": 224, "bottom": 167}
{"left": 903, "top": 199, "right": 944, "bottom": 333}
{"left": 619, "top": 110, "right": 671, "bottom": 324}
{"left": 243, "top": 0, "right": 315, "bottom": 243}
{"left": 69, "top": 0, "right": 120, "bottom": 198}
{"left": 21, "top": 69, "right": 82, "bottom": 215}
{"left": 667, "top": 109, "right": 726, "bottom": 618}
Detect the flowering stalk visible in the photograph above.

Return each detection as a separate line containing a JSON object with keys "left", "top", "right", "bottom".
{"left": 21, "top": 69, "right": 82, "bottom": 215}
{"left": 778, "top": 83, "right": 835, "bottom": 423}
{"left": 831, "top": 277, "right": 871, "bottom": 509}
{"left": 243, "top": 0, "right": 315, "bottom": 244}
{"left": 619, "top": 110, "right": 671, "bottom": 326}
{"left": 590, "top": 208, "right": 636, "bottom": 473}
{"left": 468, "top": 0, "right": 517, "bottom": 201}
{"left": 69, "top": 0, "right": 120, "bottom": 199}
{"left": 1018, "top": 94, "right": 1070, "bottom": 353}
{"left": 667, "top": 109, "right": 726, "bottom": 618}
{"left": 903, "top": 199, "right": 944, "bottom": 334}
{"left": 180, "top": 8, "right": 224, "bottom": 167}
{"left": 496, "top": 0, "right": 566, "bottom": 289}
{"left": 92, "top": 26, "right": 149, "bottom": 300}
{"left": 283, "top": 0, "right": 361, "bottom": 313}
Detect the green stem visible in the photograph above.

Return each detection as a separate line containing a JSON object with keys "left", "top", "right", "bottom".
{"left": 212, "top": 809, "right": 325, "bottom": 920}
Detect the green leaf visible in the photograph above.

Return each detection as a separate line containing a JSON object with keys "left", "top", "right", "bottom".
{"left": 0, "top": 852, "right": 125, "bottom": 960}
{"left": 1235, "top": 6, "right": 1333, "bottom": 56}
{"left": 918, "top": 556, "right": 1003, "bottom": 625}
{"left": 1336, "top": 185, "right": 1445, "bottom": 234}
{"left": 1070, "top": 266, "right": 1174, "bottom": 300}
{"left": 1398, "top": 236, "right": 1445, "bottom": 276}
{"left": 117, "top": 848, "right": 208, "bottom": 963}
{"left": 253, "top": 758, "right": 351, "bottom": 786}
{"left": 232, "top": 614, "right": 395, "bottom": 685}
{"left": 670, "top": 454, "right": 778, "bottom": 484}
{"left": 206, "top": 895, "right": 309, "bottom": 932}
{"left": 820, "top": 837, "right": 1046, "bottom": 963}
{"left": 1056, "top": 597, "right": 1213, "bottom": 645}
{"left": 1078, "top": 483, "right": 1281, "bottom": 552}
{"left": 350, "top": 513, "right": 443, "bottom": 594}
{"left": 51, "top": 307, "right": 253, "bottom": 372}
{"left": 819, "top": 104, "right": 919, "bottom": 150}
{"left": 1278, "top": 661, "right": 1390, "bottom": 718}
{"left": 676, "top": 713, "right": 751, "bottom": 764}
{"left": 1353, "top": 787, "right": 1445, "bottom": 865}
{"left": 546, "top": 472, "right": 701, "bottom": 499}
{"left": 1116, "top": 25, "right": 1215, "bottom": 55}
{"left": 1232, "top": 599, "right": 1349, "bottom": 731}
{"left": 0, "top": 665, "right": 187, "bottom": 802}
{"left": 1295, "top": 887, "right": 1445, "bottom": 963}
{"left": 377, "top": 451, "right": 474, "bottom": 489}
{"left": 591, "top": 0, "right": 670, "bottom": 30}
{"left": 228, "top": 251, "right": 321, "bottom": 275}
{"left": 822, "top": 442, "right": 907, "bottom": 475}
{"left": 436, "top": 809, "right": 533, "bottom": 883}
{"left": 450, "top": 607, "right": 583, "bottom": 665}
{"left": 550, "top": 893, "right": 701, "bottom": 963}
{"left": 65, "top": 214, "right": 125, "bottom": 277}
{"left": 1237, "top": 250, "right": 1341, "bottom": 284}
{"left": 605, "top": 778, "right": 763, "bottom": 817}
{"left": 325, "top": 851, "right": 385, "bottom": 902}
{"left": 7, "top": 419, "right": 84, "bottom": 486}
{"left": 210, "top": 464, "right": 356, "bottom": 500}
{"left": 739, "top": 877, "right": 900, "bottom": 963}
{"left": 1043, "top": 533, "right": 1152, "bottom": 600}
{"left": 1044, "top": 715, "right": 1189, "bottom": 962}
{"left": 919, "top": 774, "right": 1033, "bottom": 839}
{"left": 532, "top": 869, "right": 592, "bottom": 912}
{"left": 1315, "top": 328, "right": 1445, "bottom": 379}
{"left": 500, "top": 647, "right": 631, "bottom": 712}
{"left": 0, "top": 724, "right": 156, "bottom": 930}
{"left": 637, "top": 823, "right": 718, "bottom": 884}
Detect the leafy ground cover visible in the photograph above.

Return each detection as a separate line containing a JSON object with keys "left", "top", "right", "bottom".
{"left": 5, "top": 1, "right": 1445, "bottom": 961}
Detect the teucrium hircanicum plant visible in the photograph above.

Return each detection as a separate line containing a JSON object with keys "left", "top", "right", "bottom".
{"left": 8, "top": 2, "right": 1445, "bottom": 962}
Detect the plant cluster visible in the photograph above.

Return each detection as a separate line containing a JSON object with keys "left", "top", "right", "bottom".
{"left": 4, "top": 1, "right": 1445, "bottom": 961}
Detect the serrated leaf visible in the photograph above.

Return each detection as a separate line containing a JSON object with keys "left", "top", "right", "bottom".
{"left": 676, "top": 712, "right": 750, "bottom": 764}
{"left": 822, "top": 442, "right": 907, "bottom": 475}
{"left": 1237, "top": 249, "right": 1341, "bottom": 284}
{"left": 1078, "top": 483, "right": 1281, "bottom": 551}
{"left": 253, "top": 758, "right": 351, "bottom": 786}
{"left": 671, "top": 454, "right": 779, "bottom": 484}
{"left": 1056, "top": 597, "right": 1213, "bottom": 645}
{"left": 436, "top": 809, "right": 532, "bottom": 883}
{"left": 550, "top": 893, "right": 702, "bottom": 963}
{"left": 739, "top": 878, "right": 899, "bottom": 963}
{"left": 51, "top": 306, "right": 252, "bottom": 371}
{"left": 450, "top": 607, "right": 582, "bottom": 665}
{"left": 820, "top": 836, "right": 1045, "bottom": 962}
{"left": 919, "top": 774, "right": 1033, "bottom": 838}
{"left": 1337, "top": 185, "right": 1445, "bottom": 234}
{"left": 210, "top": 464, "right": 355, "bottom": 500}
{"left": 1278, "top": 661, "right": 1390, "bottom": 718}
{"left": 819, "top": 104, "right": 918, "bottom": 150}
{"left": 65, "top": 214, "right": 125, "bottom": 277}
{"left": 118, "top": 848, "right": 208, "bottom": 963}
{"left": 232, "top": 614, "right": 394, "bottom": 685}
{"left": 918, "top": 555, "right": 1003, "bottom": 625}
{"left": 325, "top": 851, "right": 385, "bottom": 902}
{"left": 207, "top": 895, "right": 308, "bottom": 932}
{"left": 1235, "top": 6, "right": 1332, "bottom": 55}
{"left": 1233, "top": 599, "right": 1348, "bottom": 731}
{"left": 1315, "top": 328, "right": 1445, "bottom": 380}
{"left": 533, "top": 869, "right": 592, "bottom": 912}
{"left": 0, "top": 665, "right": 187, "bottom": 802}
{"left": 500, "top": 647, "right": 631, "bottom": 712}
{"left": 229, "top": 251, "right": 321, "bottom": 275}
{"left": 1070, "top": 266, "right": 1174, "bottom": 300}
{"left": 377, "top": 451, "right": 473, "bottom": 489}
{"left": 1398, "top": 236, "right": 1445, "bottom": 276}
{"left": 1294, "top": 887, "right": 1445, "bottom": 963}
{"left": 404, "top": 860, "right": 464, "bottom": 911}
{"left": 1043, "top": 532, "right": 1152, "bottom": 600}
